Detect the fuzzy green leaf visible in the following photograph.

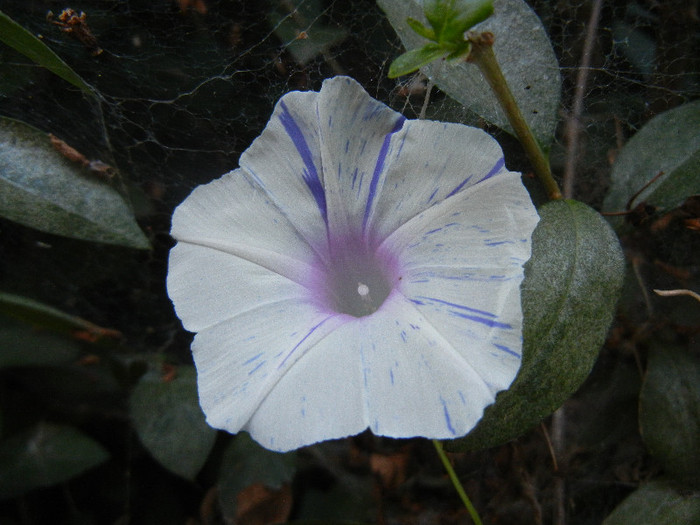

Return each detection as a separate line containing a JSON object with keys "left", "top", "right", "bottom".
{"left": 603, "top": 100, "right": 700, "bottom": 224}
{"left": 0, "top": 117, "right": 150, "bottom": 249}
{"left": 0, "top": 10, "right": 95, "bottom": 96}
{"left": 0, "top": 423, "right": 109, "bottom": 499}
{"left": 603, "top": 481, "right": 700, "bottom": 525}
{"left": 0, "top": 291, "right": 117, "bottom": 341}
{"left": 0, "top": 316, "right": 80, "bottom": 368}
{"left": 388, "top": 44, "right": 446, "bottom": 78}
{"left": 379, "top": 0, "right": 561, "bottom": 147}
{"left": 130, "top": 366, "right": 217, "bottom": 480}
{"left": 452, "top": 200, "right": 625, "bottom": 450}
{"left": 640, "top": 346, "right": 700, "bottom": 486}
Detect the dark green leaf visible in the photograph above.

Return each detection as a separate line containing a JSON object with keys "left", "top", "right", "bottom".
{"left": 379, "top": 0, "right": 561, "bottom": 147}
{"left": 0, "top": 291, "right": 120, "bottom": 342}
{"left": 130, "top": 366, "right": 216, "bottom": 480}
{"left": 0, "top": 10, "right": 95, "bottom": 96}
{"left": 0, "top": 316, "right": 80, "bottom": 368}
{"left": 640, "top": 346, "right": 700, "bottom": 486}
{"left": 218, "top": 432, "right": 296, "bottom": 518}
{"left": 452, "top": 200, "right": 625, "bottom": 450}
{"left": 602, "top": 481, "right": 700, "bottom": 525}
{"left": 0, "top": 423, "right": 109, "bottom": 499}
{"left": 603, "top": 100, "right": 700, "bottom": 223}
{"left": 388, "top": 44, "right": 446, "bottom": 78}
{"left": 0, "top": 117, "right": 150, "bottom": 249}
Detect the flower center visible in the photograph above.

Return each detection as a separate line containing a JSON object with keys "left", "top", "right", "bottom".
{"left": 317, "top": 236, "right": 395, "bottom": 318}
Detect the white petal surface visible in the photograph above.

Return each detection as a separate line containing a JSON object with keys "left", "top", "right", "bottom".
{"left": 239, "top": 91, "right": 329, "bottom": 255}
{"left": 246, "top": 292, "right": 494, "bottom": 451}
{"left": 168, "top": 244, "right": 309, "bottom": 332}
{"left": 192, "top": 301, "right": 347, "bottom": 440}
{"left": 380, "top": 172, "right": 538, "bottom": 393}
{"left": 167, "top": 169, "right": 318, "bottom": 332}
{"left": 367, "top": 119, "right": 509, "bottom": 242}
{"left": 315, "top": 77, "right": 405, "bottom": 237}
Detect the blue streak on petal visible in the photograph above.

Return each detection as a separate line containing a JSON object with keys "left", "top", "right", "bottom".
{"left": 485, "top": 240, "right": 514, "bottom": 246}
{"left": 278, "top": 316, "right": 334, "bottom": 368}
{"left": 446, "top": 175, "right": 474, "bottom": 198}
{"left": 416, "top": 296, "right": 497, "bottom": 318}
{"left": 243, "top": 352, "right": 263, "bottom": 365}
{"left": 415, "top": 296, "right": 512, "bottom": 329}
{"left": 477, "top": 157, "right": 505, "bottom": 183}
{"left": 279, "top": 101, "right": 327, "bottom": 223}
{"left": 248, "top": 360, "right": 266, "bottom": 376}
{"left": 441, "top": 398, "right": 457, "bottom": 435}
{"left": 493, "top": 343, "right": 520, "bottom": 358}
{"left": 362, "top": 116, "right": 406, "bottom": 232}
{"left": 450, "top": 311, "right": 512, "bottom": 329}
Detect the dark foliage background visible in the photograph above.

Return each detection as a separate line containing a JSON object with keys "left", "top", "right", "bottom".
{"left": 0, "top": 0, "right": 698, "bottom": 523}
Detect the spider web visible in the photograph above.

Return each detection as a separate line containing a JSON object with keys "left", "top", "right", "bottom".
{"left": 0, "top": 0, "right": 697, "bottom": 347}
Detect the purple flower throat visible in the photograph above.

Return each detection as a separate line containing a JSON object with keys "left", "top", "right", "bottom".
{"left": 312, "top": 232, "right": 399, "bottom": 318}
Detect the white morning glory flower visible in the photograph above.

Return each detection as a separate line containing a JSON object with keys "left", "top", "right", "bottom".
{"left": 167, "top": 76, "right": 539, "bottom": 452}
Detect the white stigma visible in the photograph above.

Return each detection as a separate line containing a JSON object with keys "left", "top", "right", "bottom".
{"left": 357, "top": 282, "right": 370, "bottom": 297}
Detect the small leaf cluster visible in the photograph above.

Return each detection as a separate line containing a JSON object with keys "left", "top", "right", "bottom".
{"left": 388, "top": 0, "right": 493, "bottom": 78}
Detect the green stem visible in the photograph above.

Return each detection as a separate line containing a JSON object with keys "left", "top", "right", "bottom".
{"left": 467, "top": 31, "right": 562, "bottom": 200}
{"left": 432, "top": 439, "right": 483, "bottom": 525}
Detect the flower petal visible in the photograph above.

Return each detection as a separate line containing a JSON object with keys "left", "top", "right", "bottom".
{"left": 380, "top": 172, "right": 539, "bottom": 392}
{"left": 366, "top": 119, "right": 509, "bottom": 243}
{"left": 168, "top": 169, "right": 317, "bottom": 331}
{"left": 239, "top": 91, "right": 328, "bottom": 254}
{"left": 315, "top": 77, "right": 405, "bottom": 236}
{"left": 246, "top": 292, "right": 494, "bottom": 451}
{"left": 191, "top": 301, "right": 348, "bottom": 442}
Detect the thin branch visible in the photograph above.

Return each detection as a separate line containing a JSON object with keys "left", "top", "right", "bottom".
{"left": 563, "top": 0, "right": 604, "bottom": 199}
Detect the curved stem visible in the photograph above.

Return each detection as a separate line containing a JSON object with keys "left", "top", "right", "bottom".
{"left": 467, "top": 32, "right": 562, "bottom": 201}
{"left": 432, "top": 439, "right": 483, "bottom": 525}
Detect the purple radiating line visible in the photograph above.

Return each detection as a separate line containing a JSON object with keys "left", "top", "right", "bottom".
{"left": 493, "top": 343, "right": 520, "bottom": 358}
{"left": 446, "top": 175, "right": 473, "bottom": 198}
{"left": 441, "top": 398, "right": 456, "bottom": 435}
{"left": 362, "top": 116, "right": 406, "bottom": 232}
{"left": 451, "top": 311, "right": 512, "bottom": 329}
{"left": 477, "top": 157, "right": 505, "bottom": 183}
{"left": 278, "top": 316, "right": 334, "bottom": 368}
{"left": 414, "top": 296, "right": 497, "bottom": 318}
{"left": 279, "top": 101, "right": 327, "bottom": 223}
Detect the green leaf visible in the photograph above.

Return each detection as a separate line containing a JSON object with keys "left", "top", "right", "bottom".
{"left": 0, "top": 291, "right": 120, "bottom": 342}
{"left": 378, "top": 0, "right": 561, "bottom": 147}
{"left": 0, "top": 316, "right": 80, "bottom": 368}
{"left": 0, "top": 423, "right": 109, "bottom": 499}
{"left": 424, "top": 0, "right": 494, "bottom": 43}
{"left": 0, "top": 10, "right": 95, "bottom": 96}
{"left": 602, "top": 481, "right": 700, "bottom": 525}
{"left": 639, "top": 346, "right": 700, "bottom": 486}
{"left": 218, "top": 432, "right": 297, "bottom": 518}
{"left": 388, "top": 44, "right": 447, "bottom": 78}
{"left": 603, "top": 100, "right": 700, "bottom": 224}
{"left": 0, "top": 117, "right": 150, "bottom": 249}
{"left": 130, "top": 366, "right": 216, "bottom": 480}
{"left": 452, "top": 200, "right": 625, "bottom": 450}
{"left": 406, "top": 18, "right": 436, "bottom": 41}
